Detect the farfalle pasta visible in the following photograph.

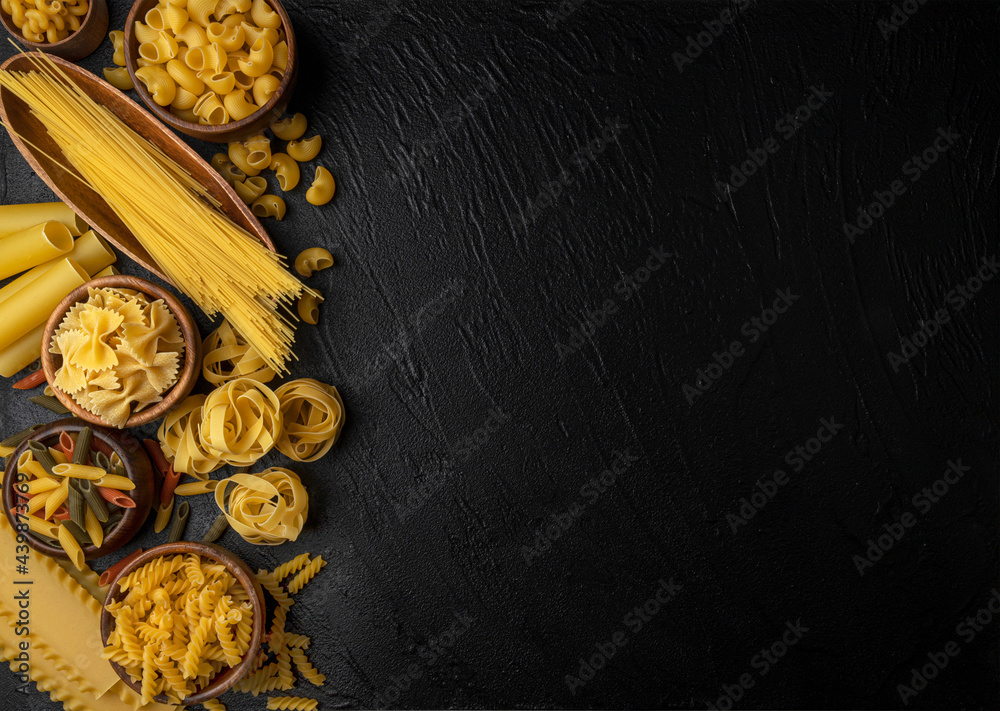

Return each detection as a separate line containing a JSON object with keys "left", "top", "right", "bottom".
{"left": 103, "top": 553, "right": 255, "bottom": 704}
{"left": 50, "top": 287, "right": 184, "bottom": 428}
{"left": 200, "top": 378, "right": 282, "bottom": 466}
{"left": 213, "top": 467, "right": 308, "bottom": 545}
{"left": 274, "top": 379, "right": 345, "bottom": 462}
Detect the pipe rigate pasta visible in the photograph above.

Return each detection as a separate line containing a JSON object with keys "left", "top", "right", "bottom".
{"left": 296, "top": 293, "right": 321, "bottom": 324}
{"left": 269, "top": 152, "right": 299, "bottom": 191}
{"left": 238, "top": 37, "right": 274, "bottom": 78}
{"left": 225, "top": 88, "right": 259, "bottom": 121}
{"left": 253, "top": 72, "right": 280, "bottom": 105}
{"left": 271, "top": 113, "right": 306, "bottom": 140}
{"left": 103, "top": 66, "right": 134, "bottom": 91}
{"left": 250, "top": 0, "right": 281, "bottom": 29}
{"left": 305, "top": 166, "right": 335, "bottom": 205}
{"left": 234, "top": 175, "right": 268, "bottom": 203}
{"left": 293, "top": 247, "right": 333, "bottom": 277}
{"left": 135, "top": 65, "right": 176, "bottom": 106}
{"left": 286, "top": 135, "right": 322, "bottom": 162}
{"left": 109, "top": 30, "right": 126, "bottom": 66}
{"left": 252, "top": 194, "right": 287, "bottom": 220}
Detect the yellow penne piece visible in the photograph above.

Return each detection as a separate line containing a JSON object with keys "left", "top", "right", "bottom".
{"left": 52, "top": 463, "right": 107, "bottom": 480}
{"left": 57, "top": 522, "right": 86, "bottom": 570}
{"left": 45, "top": 477, "right": 70, "bottom": 519}
{"left": 85, "top": 507, "right": 104, "bottom": 547}
{"left": 94, "top": 474, "right": 136, "bottom": 491}
{"left": 23, "top": 477, "right": 60, "bottom": 494}
{"left": 174, "top": 480, "right": 219, "bottom": 496}
{"left": 26, "top": 489, "right": 52, "bottom": 515}
{"left": 24, "top": 513, "right": 60, "bottom": 538}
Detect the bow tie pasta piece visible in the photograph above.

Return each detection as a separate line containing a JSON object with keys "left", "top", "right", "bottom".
{"left": 51, "top": 329, "right": 89, "bottom": 393}
{"left": 77, "top": 307, "right": 125, "bottom": 372}
{"left": 199, "top": 378, "right": 282, "bottom": 467}
{"left": 274, "top": 378, "right": 346, "bottom": 462}
{"left": 214, "top": 467, "right": 309, "bottom": 545}
{"left": 120, "top": 299, "right": 183, "bottom": 365}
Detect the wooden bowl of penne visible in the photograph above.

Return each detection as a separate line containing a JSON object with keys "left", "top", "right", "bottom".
{"left": 100, "top": 541, "right": 267, "bottom": 704}
{"left": 40, "top": 275, "right": 203, "bottom": 429}
{"left": 0, "top": 0, "right": 108, "bottom": 62}
{"left": 123, "top": 0, "right": 298, "bottom": 142}
{"left": 1, "top": 417, "right": 155, "bottom": 563}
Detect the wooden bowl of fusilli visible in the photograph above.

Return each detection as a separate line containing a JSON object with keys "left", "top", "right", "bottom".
{"left": 100, "top": 541, "right": 267, "bottom": 705}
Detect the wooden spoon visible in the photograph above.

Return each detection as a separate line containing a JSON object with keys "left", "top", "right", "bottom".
{"left": 0, "top": 53, "right": 275, "bottom": 284}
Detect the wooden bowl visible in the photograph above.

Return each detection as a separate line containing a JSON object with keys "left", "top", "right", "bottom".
{"left": 40, "top": 275, "right": 203, "bottom": 428}
{"left": 101, "top": 542, "right": 267, "bottom": 704}
{"left": 2, "top": 417, "right": 155, "bottom": 560}
{"left": 0, "top": 53, "right": 276, "bottom": 284}
{"left": 0, "top": 0, "right": 108, "bottom": 62}
{"left": 124, "top": 0, "right": 298, "bottom": 143}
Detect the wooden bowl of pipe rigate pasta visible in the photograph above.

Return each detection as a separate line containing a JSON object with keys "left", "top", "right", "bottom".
{"left": 40, "top": 276, "right": 203, "bottom": 429}
{"left": 0, "top": 0, "right": 108, "bottom": 62}
{"left": 1, "top": 417, "right": 155, "bottom": 564}
{"left": 100, "top": 541, "right": 267, "bottom": 704}
{"left": 123, "top": 0, "right": 298, "bottom": 142}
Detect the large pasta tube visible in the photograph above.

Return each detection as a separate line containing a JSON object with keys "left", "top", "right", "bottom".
{"left": 0, "top": 221, "right": 74, "bottom": 280}
{"left": 0, "top": 230, "right": 116, "bottom": 306}
{"left": 0, "top": 323, "right": 44, "bottom": 378}
{"left": 0, "top": 202, "right": 87, "bottom": 238}
{"left": 0, "top": 258, "right": 88, "bottom": 352}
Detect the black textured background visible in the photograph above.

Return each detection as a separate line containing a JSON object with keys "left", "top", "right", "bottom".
{"left": 1, "top": 1, "right": 998, "bottom": 709}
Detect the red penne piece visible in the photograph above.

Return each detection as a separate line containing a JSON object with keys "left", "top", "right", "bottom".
{"left": 12, "top": 370, "right": 46, "bottom": 390}
{"left": 51, "top": 507, "right": 71, "bottom": 521}
{"left": 57, "top": 430, "right": 76, "bottom": 458}
{"left": 99, "top": 548, "right": 144, "bottom": 587}
{"left": 97, "top": 487, "right": 135, "bottom": 508}
{"left": 142, "top": 438, "right": 171, "bottom": 476}
{"left": 160, "top": 465, "right": 184, "bottom": 507}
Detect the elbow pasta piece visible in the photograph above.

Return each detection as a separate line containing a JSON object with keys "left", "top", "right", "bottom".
{"left": 271, "top": 40, "right": 288, "bottom": 73}
{"left": 271, "top": 113, "right": 306, "bottom": 140}
{"left": 194, "top": 91, "right": 228, "bottom": 124}
{"left": 233, "top": 176, "right": 267, "bottom": 203}
{"left": 171, "top": 105, "right": 200, "bottom": 122}
{"left": 268, "top": 153, "right": 299, "bottom": 191}
{"left": 135, "top": 65, "right": 177, "bottom": 106}
{"left": 221, "top": 12, "right": 245, "bottom": 28}
{"left": 171, "top": 86, "right": 200, "bottom": 110}
{"left": 238, "top": 37, "right": 273, "bottom": 77}
{"left": 187, "top": 0, "right": 216, "bottom": 26}
{"left": 250, "top": 0, "right": 281, "bottom": 29}
{"left": 241, "top": 22, "right": 278, "bottom": 47}
{"left": 165, "top": 4, "right": 189, "bottom": 34}
{"left": 174, "top": 21, "right": 209, "bottom": 47}
{"left": 224, "top": 89, "right": 258, "bottom": 121}
{"left": 296, "top": 294, "right": 320, "bottom": 325}
{"left": 166, "top": 59, "right": 205, "bottom": 94}
{"left": 286, "top": 135, "right": 322, "bottom": 162}
{"left": 207, "top": 21, "right": 245, "bottom": 51}
{"left": 138, "top": 31, "right": 180, "bottom": 64}
{"left": 294, "top": 248, "right": 333, "bottom": 277}
{"left": 145, "top": 6, "right": 168, "bottom": 31}
{"left": 103, "top": 67, "right": 135, "bottom": 91}
{"left": 228, "top": 140, "right": 259, "bottom": 176}
{"left": 202, "top": 70, "right": 237, "bottom": 95}
{"left": 134, "top": 21, "right": 160, "bottom": 44}
{"left": 110, "top": 30, "right": 126, "bottom": 65}
{"left": 215, "top": 0, "right": 250, "bottom": 17}
{"left": 252, "top": 194, "right": 286, "bottom": 220}
{"left": 252, "top": 72, "right": 280, "bottom": 106}
{"left": 305, "top": 167, "right": 335, "bottom": 206}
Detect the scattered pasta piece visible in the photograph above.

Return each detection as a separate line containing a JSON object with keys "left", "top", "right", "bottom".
{"left": 269, "top": 153, "right": 299, "bottom": 191}
{"left": 103, "top": 67, "right": 135, "bottom": 91}
{"left": 286, "top": 135, "right": 321, "bottom": 162}
{"left": 293, "top": 247, "right": 333, "bottom": 277}
{"left": 252, "top": 194, "right": 287, "bottom": 220}
{"left": 271, "top": 113, "right": 306, "bottom": 141}
{"left": 305, "top": 167, "right": 335, "bottom": 206}
{"left": 50, "top": 287, "right": 184, "bottom": 428}
{"left": 266, "top": 696, "right": 318, "bottom": 710}
{"left": 296, "top": 293, "right": 321, "bottom": 325}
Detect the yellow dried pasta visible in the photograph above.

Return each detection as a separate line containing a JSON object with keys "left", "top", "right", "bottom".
{"left": 102, "top": 554, "right": 254, "bottom": 704}
{"left": 214, "top": 467, "right": 308, "bottom": 545}
{"left": 202, "top": 319, "right": 276, "bottom": 385}
{"left": 50, "top": 287, "right": 184, "bottom": 428}
{"left": 274, "top": 379, "right": 345, "bottom": 462}
{"left": 157, "top": 394, "right": 226, "bottom": 478}
{"left": 199, "top": 378, "right": 282, "bottom": 467}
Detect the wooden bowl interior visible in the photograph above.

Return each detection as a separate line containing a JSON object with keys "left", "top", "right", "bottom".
{"left": 0, "top": 53, "right": 275, "bottom": 282}
{"left": 1, "top": 418, "right": 155, "bottom": 560}
{"left": 1, "top": 0, "right": 107, "bottom": 61}
{"left": 100, "top": 542, "right": 267, "bottom": 704}
{"left": 40, "top": 276, "right": 202, "bottom": 428}
{"left": 124, "top": 0, "right": 297, "bottom": 142}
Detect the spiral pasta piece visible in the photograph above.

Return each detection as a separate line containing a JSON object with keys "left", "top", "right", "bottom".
{"left": 286, "top": 555, "right": 325, "bottom": 595}
{"left": 215, "top": 468, "right": 308, "bottom": 545}
{"left": 266, "top": 697, "right": 318, "bottom": 711}
{"left": 202, "top": 319, "right": 276, "bottom": 385}
{"left": 274, "top": 379, "right": 345, "bottom": 462}
{"left": 290, "top": 647, "right": 326, "bottom": 685}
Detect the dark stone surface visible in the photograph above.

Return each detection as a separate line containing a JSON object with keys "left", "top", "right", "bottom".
{"left": 0, "top": 1, "right": 998, "bottom": 709}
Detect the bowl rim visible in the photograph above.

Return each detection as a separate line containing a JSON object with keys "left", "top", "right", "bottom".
{"left": 41, "top": 275, "right": 202, "bottom": 428}
{"left": 123, "top": 0, "right": 297, "bottom": 137}
{"left": 1, "top": 417, "right": 155, "bottom": 560}
{"left": 100, "top": 541, "right": 267, "bottom": 704}
{"left": 0, "top": 0, "right": 102, "bottom": 50}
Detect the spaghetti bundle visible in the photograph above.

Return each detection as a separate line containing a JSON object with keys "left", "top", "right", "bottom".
{"left": 0, "top": 52, "right": 314, "bottom": 372}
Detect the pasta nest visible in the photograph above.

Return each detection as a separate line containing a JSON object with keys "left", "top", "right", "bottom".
{"left": 199, "top": 378, "right": 283, "bottom": 466}
{"left": 214, "top": 467, "right": 308, "bottom": 545}
{"left": 274, "top": 378, "right": 346, "bottom": 462}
